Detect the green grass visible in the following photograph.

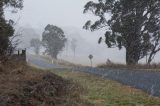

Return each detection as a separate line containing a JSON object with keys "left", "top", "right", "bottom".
{"left": 51, "top": 69, "right": 160, "bottom": 106}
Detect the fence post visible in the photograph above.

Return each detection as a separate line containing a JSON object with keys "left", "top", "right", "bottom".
{"left": 18, "top": 50, "right": 20, "bottom": 56}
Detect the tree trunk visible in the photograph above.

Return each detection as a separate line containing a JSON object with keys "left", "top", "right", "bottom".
{"left": 147, "top": 57, "right": 152, "bottom": 65}
{"left": 52, "top": 53, "right": 57, "bottom": 60}
{"left": 126, "top": 46, "right": 139, "bottom": 65}
{"left": 35, "top": 48, "right": 39, "bottom": 55}
{"left": 90, "top": 59, "right": 93, "bottom": 67}
{"left": 147, "top": 51, "right": 154, "bottom": 65}
{"left": 125, "top": 33, "right": 141, "bottom": 65}
{"left": 74, "top": 48, "right": 76, "bottom": 57}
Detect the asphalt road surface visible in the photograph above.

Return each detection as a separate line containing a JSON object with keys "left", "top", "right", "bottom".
{"left": 27, "top": 55, "right": 65, "bottom": 69}
{"left": 27, "top": 55, "right": 160, "bottom": 97}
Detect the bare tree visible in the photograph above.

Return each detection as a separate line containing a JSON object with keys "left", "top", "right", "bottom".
{"left": 8, "top": 27, "right": 23, "bottom": 54}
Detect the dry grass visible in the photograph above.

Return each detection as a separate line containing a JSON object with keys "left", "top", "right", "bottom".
{"left": 97, "top": 60, "right": 160, "bottom": 70}
{"left": 0, "top": 61, "right": 93, "bottom": 106}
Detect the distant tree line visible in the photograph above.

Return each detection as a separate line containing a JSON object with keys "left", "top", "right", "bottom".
{"left": 84, "top": 0, "right": 160, "bottom": 65}
{"left": 30, "top": 25, "right": 80, "bottom": 60}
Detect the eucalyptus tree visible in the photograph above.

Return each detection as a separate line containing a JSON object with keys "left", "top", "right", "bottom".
{"left": 83, "top": 0, "right": 160, "bottom": 65}
{"left": 42, "top": 24, "right": 67, "bottom": 59}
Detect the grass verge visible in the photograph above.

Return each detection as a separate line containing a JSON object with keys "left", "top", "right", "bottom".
{"left": 97, "top": 62, "right": 160, "bottom": 71}
{"left": 51, "top": 69, "right": 160, "bottom": 106}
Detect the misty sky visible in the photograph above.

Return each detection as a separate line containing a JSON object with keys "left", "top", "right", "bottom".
{"left": 6, "top": 0, "right": 97, "bottom": 29}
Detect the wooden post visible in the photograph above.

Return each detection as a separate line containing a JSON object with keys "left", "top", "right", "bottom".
{"left": 18, "top": 50, "right": 20, "bottom": 56}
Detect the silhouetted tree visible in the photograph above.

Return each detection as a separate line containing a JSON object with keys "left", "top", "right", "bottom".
{"left": 42, "top": 25, "right": 67, "bottom": 59}
{"left": 0, "top": 0, "right": 23, "bottom": 61}
{"left": 30, "top": 38, "right": 41, "bottom": 55}
{"left": 84, "top": 0, "right": 160, "bottom": 65}
{"left": 71, "top": 38, "right": 77, "bottom": 57}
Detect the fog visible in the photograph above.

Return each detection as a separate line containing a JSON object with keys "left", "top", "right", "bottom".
{"left": 5, "top": 0, "right": 160, "bottom": 66}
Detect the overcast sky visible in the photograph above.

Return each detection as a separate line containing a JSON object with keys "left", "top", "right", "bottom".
{"left": 6, "top": 0, "right": 97, "bottom": 29}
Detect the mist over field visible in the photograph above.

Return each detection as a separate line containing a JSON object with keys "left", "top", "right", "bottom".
{"left": 4, "top": 0, "right": 160, "bottom": 66}
{"left": 12, "top": 25, "right": 125, "bottom": 66}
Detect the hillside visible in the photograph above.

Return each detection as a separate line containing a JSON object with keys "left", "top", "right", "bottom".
{"left": 0, "top": 61, "right": 92, "bottom": 106}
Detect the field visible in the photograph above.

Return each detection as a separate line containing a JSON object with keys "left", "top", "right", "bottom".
{"left": 98, "top": 62, "right": 160, "bottom": 71}
{"left": 51, "top": 69, "right": 160, "bottom": 106}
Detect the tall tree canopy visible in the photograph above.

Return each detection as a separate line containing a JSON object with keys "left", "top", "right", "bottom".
{"left": 84, "top": 0, "right": 160, "bottom": 65}
{"left": 0, "top": 0, "right": 23, "bottom": 57}
{"left": 42, "top": 25, "right": 67, "bottom": 59}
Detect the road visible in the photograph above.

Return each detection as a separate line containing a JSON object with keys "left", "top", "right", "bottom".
{"left": 27, "top": 55, "right": 160, "bottom": 97}
{"left": 27, "top": 55, "right": 66, "bottom": 69}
